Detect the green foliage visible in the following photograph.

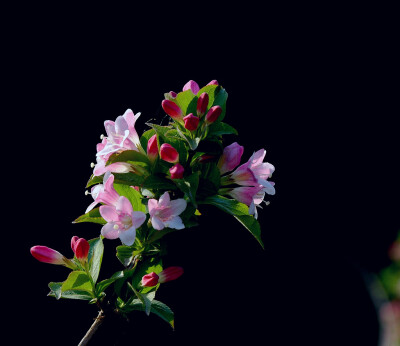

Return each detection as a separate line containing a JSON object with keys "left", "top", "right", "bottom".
{"left": 61, "top": 271, "right": 93, "bottom": 294}
{"left": 207, "top": 122, "right": 238, "bottom": 137}
{"left": 96, "top": 271, "right": 125, "bottom": 294}
{"left": 174, "top": 172, "right": 200, "bottom": 208}
{"left": 113, "top": 184, "right": 146, "bottom": 212}
{"left": 73, "top": 207, "right": 106, "bottom": 225}
{"left": 48, "top": 282, "right": 93, "bottom": 301}
{"left": 88, "top": 237, "right": 104, "bottom": 284}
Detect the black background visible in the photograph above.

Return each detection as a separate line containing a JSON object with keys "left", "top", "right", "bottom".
{"left": 4, "top": 4, "right": 399, "bottom": 346}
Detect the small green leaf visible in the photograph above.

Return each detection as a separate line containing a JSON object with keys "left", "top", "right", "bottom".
{"left": 48, "top": 282, "right": 63, "bottom": 300}
{"left": 234, "top": 215, "right": 264, "bottom": 249}
{"left": 142, "top": 175, "right": 177, "bottom": 190}
{"left": 114, "top": 184, "right": 146, "bottom": 212}
{"left": 96, "top": 270, "right": 125, "bottom": 294}
{"left": 108, "top": 150, "right": 150, "bottom": 165}
{"left": 174, "top": 172, "right": 200, "bottom": 208}
{"left": 88, "top": 237, "right": 104, "bottom": 284}
{"left": 200, "top": 195, "right": 249, "bottom": 216}
{"left": 48, "top": 282, "right": 93, "bottom": 301}
{"left": 196, "top": 84, "right": 219, "bottom": 108}
{"left": 86, "top": 174, "right": 104, "bottom": 188}
{"left": 61, "top": 271, "right": 93, "bottom": 294}
{"left": 128, "top": 282, "right": 152, "bottom": 316}
{"left": 176, "top": 90, "right": 196, "bottom": 115}
{"left": 212, "top": 87, "right": 228, "bottom": 123}
{"left": 73, "top": 207, "right": 106, "bottom": 225}
{"left": 113, "top": 172, "right": 146, "bottom": 186}
{"left": 207, "top": 122, "right": 238, "bottom": 137}
{"left": 116, "top": 245, "right": 136, "bottom": 267}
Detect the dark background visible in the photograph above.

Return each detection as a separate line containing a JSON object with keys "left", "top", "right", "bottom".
{"left": 4, "top": 4, "right": 399, "bottom": 346}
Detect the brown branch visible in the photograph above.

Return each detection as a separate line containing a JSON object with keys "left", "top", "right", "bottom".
{"left": 78, "top": 311, "right": 105, "bottom": 346}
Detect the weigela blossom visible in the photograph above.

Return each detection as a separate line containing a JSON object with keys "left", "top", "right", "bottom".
{"left": 217, "top": 142, "right": 244, "bottom": 175}
{"left": 141, "top": 267, "right": 184, "bottom": 287}
{"left": 71, "top": 236, "right": 90, "bottom": 262}
{"left": 30, "top": 246, "right": 74, "bottom": 267}
{"left": 161, "top": 100, "right": 183, "bottom": 121}
{"left": 85, "top": 172, "right": 119, "bottom": 213}
{"left": 160, "top": 143, "right": 179, "bottom": 163}
{"left": 148, "top": 192, "right": 187, "bottom": 230}
{"left": 169, "top": 163, "right": 184, "bottom": 179}
{"left": 100, "top": 196, "right": 146, "bottom": 246}
{"left": 93, "top": 109, "right": 141, "bottom": 176}
{"left": 183, "top": 113, "right": 200, "bottom": 131}
{"left": 147, "top": 134, "right": 158, "bottom": 162}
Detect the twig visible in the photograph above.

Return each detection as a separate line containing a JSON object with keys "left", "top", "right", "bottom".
{"left": 78, "top": 311, "right": 105, "bottom": 346}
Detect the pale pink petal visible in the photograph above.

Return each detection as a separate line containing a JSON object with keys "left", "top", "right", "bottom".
{"left": 249, "top": 149, "right": 266, "bottom": 167}
{"left": 99, "top": 205, "right": 119, "bottom": 222}
{"left": 227, "top": 186, "right": 262, "bottom": 206}
{"left": 91, "top": 184, "right": 103, "bottom": 199}
{"left": 151, "top": 216, "right": 165, "bottom": 230}
{"left": 261, "top": 181, "right": 276, "bottom": 195}
{"left": 119, "top": 226, "right": 136, "bottom": 246}
{"left": 158, "top": 192, "right": 171, "bottom": 207}
{"left": 131, "top": 211, "right": 146, "bottom": 229}
{"left": 85, "top": 200, "right": 99, "bottom": 214}
{"left": 148, "top": 199, "right": 158, "bottom": 216}
{"left": 230, "top": 165, "right": 258, "bottom": 186}
{"left": 169, "top": 199, "right": 187, "bottom": 216}
{"left": 164, "top": 216, "right": 185, "bottom": 230}
{"left": 115, "top": 115, "right": 129, "bottom": 136}
{"left": 183, "top": 80, "right": 200, "bottom": 94}
{"left": 104, "top": 120, "right": 116, "bottom": 138}
{"left": 93, "top": 161, "right": 107, "bottom": 176}
{"left": 251, "top": 162, "right": 275, "bottom": 179}
{"left": 101, "top": 222, "right": 120, "bottom": 239}
{"left": 116, "top": 196, "right": 133, "bottom": 215}
{"left": 104, "top": 162, "right": 131, "bottom": 174}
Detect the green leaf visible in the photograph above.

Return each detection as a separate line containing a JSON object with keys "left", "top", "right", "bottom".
{"left": 212, "top": 87, "right": 228, "bottom": 123}
{"left": 124, "top": 299, "right": 174, "bottom": 329}
{"left": 108, "top": 150, "right": 150, "bottom": 165}
{"left": 141, "top": 175, "right": 177, "bottom": 190}
{"left": 132, "top": 257, "right": 163, "bottom": 293}
{"left": 88, "top": 237, "right": 104, "bottom": 284}
{"left": 61, "top": 271, "right": 94, "bottom": 295}
{"left": 200, "top": 195, "right": 249, "bottom": 216}
{"left": 96, "top": 270, "right": 125, "bottom": 294}
{"left": 207, "top": 122, "right": 238, "bottom": 137}
{"left": 234, "top": 215, "right": 264, "bottom": 249}
{"left": 140, "top": 129, "right": 156, "bottom": 152}
{"left": 86, "top": 174, "right": 104, "bottom": 188}
{"left": 174, "top": 172, "right": 200, "bottom": 208}
{"left": 116, "top": 245, "right": 136, "bottom": 267}
{"left": 176, "top": 90, "right": 196, "bottom": 115}
{"left": 113, "top": 172, "right": 146, "bottom": 186}
{"left": 113, "top": 184, "right": 146, "bottom": 212}
{"left": 73, "top": 207, "right": 106, "bottom": 225}
{"left": 128, "top": 282, "right": 153, "bottom": 316}
{"left": 48, "top": 282, "right": 93, "bottom": 301}
{"left": 196, "top": 84, "right": 219, "bottom": 108}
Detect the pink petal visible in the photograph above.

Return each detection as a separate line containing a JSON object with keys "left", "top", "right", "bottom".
{"left": 148, "top": 199, "right": 158, "bottom": 216}
{"left": 101, "top": 222, "right": 120, "bottom": 239}
{"left": 158, "top": 192, "right": 171, "bottom": 207}
{"left": 119, "top": 226, "right": 136, "bottom": 246}
{"left": 131, "top": 211, "right": 146, "bottom": 229}
{"left": 249, "top": 149, "right": 266, "bottom": 167}
{"left": 116, "top": 196, "right": 133, "bottom": 215}
{"left": 169, "top": 199, "right": 187, "bottom": 216}
{"left": 182, "top": 80, "right": 200, "bottom": 94}
{"left": 151, "top": 216, "right": 165, "bottom": 230}
{"left": 100, "top": 205, "right": 119, "bottom": 222}
{"left": 104, "top": 120, "right": 116, "bottom": 138}
{"left": 164, "top": 216, "right": 185, "bottom": 230}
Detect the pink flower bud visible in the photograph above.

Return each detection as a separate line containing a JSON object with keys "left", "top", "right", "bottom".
{"left": 183, "top": 80, "right": 200, "bottom": 94}
{"left": 160, "top": 143, "right": 179, "bottom": 163}
{"left": 169, "top": 163, "right": 184, "bottom": 179}
{"left": 197, "top": 92, "right": 209, "bottom": 116}
{"left": 198, "top": 154, "right": 215, "bottom": 163}
{"left": 164, "top": 91, "right": 177, "bottom": 100}
{"left": 30, "top": 246, "right": 68, "bottom": 265}
{"left": 71, "top": 236, "right": 90, "bottom": 261}
{"left": 183, "top": 113, "right": 200, "bottom": 131}
{"left": 141, "top": 272, "right": 160, "bottom": 287}
{"left": 158, "top": 266, "right": 184, "bottom": 283}
{"left": 147, "top": 134, "right": 159, "bottom": 161}
{"left": 207, "top": 80, "right": 219, "bottom": 86}
{"left": 217, "top": 142, "right": 244, "bottom": 174}
{"left": 161, "top": 100, "right": 183, "bottom": 120}
{"left": 205, "top": 105, "right": 222, "bottom": 124}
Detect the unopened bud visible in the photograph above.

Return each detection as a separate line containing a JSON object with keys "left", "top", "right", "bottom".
{"left": 147, "top": 134, "right": 159, "bottom": 162}
{"left": 205, "top": 105, "right": 222, "bottom": 124}
{"left": 30, "top": 246, "right": 69, "bottom": 266}
{"left": 158, "top": 267, "right": 184, "bottom": 283}
{"left": 141, "top": 272, "right": 159, "bottom": 287}
{"left": 161, "top": 100, "right": 183, "bottom": 120}
{"left": 160, "top": 143, "right": 179, "bottom": 163}
{"left": 182, "top": 80, "right": 200, "bottom": 94}
{"left": 169, "top": 163, "right": 184, "bottom": 179}
{"left": 207, "top": 80, "right": 219, "bottom": 86}
{"left": 164, "top": 91, "right": 177, "bottom": 100}
{"left": 197, "top": 92, "right": 209, "bottom": 117}
{"left": 71, "top": 236, "right": 90, "bottom": 262}
{"left": 183, "top": 113, "right": 200, "bottom": 131}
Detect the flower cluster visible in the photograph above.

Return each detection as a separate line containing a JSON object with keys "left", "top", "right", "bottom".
{"left": 30, "top": 79, "right": 276, "bottom": 338}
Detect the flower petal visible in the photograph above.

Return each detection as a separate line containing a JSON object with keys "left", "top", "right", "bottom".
{"left": 148, "top": 199, "right": 158, "bottom": 216}
{"left": 164, "top": 216, "right": 185, "bottom": 230}
{"left": 169, "top": 199, "right": 187, "bottom": 216}
{"left": 151, "top": 216, "right": 165, "bottom": 230}
{"left": 99, "top": 205, "right": 119, "bottom": 222}
{"left": 116, "top": 196, "right": 133, "bottom": 215}
{"left": 158, "top": 192, "right": 171, "bottom": 207}
{"left": 249, "top": 149, "right": 266, "bottom": 167}
{"left": 119, "top": 226, "right": 136, "bottom": 246}
{"left": 101, "top": 222, "right": 120, "bottom": 239}
{"left": 131, "top": 211, "right": 146, "bottom": 229}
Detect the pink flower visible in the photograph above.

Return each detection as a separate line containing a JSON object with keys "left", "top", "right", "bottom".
{"left": 148, "top": 192, "right": 187, "bottom": 230}
{"left": 100, "top": 196, "right": 146, "bottom": 246}
{"left": 71, "top": 236, "right": 90, "bottom": 262}
{"left": 169, "top": 163, "right": 184, "bottom": 179}
{"left": 160, "top": 143, "right": 179, "bottom": 163}
{"left": 182, "top": 80, "right": 200, "bottom": 94}
{"left": 161, "top": 100, "right": 183, "bottom": 120}
{"left": 93, "top": 161, "right": 132, "bottom": 176}
{"left": 85, "top": 172, "right": 120, "bottom": 213}
{"left": 141, "top": 272, "right": 159, "bottom": 287}
{"left": 205, "top": 105, "right": 222, "bottom": 124}
{"left": 197, "top": 92, "right": 209, "bottom": 116}
{"left": 217, "top": 142, "right": 244, "bottom": 175}
{"left": 30, "top": 246, "right": 73, "bottom": 267}
{"left": 226, "top": 186, "right": 265, "bottom": 206}
{"left": 147, "top": 134, "right": 158, "bottom": 162}
{"left": 207, "top": 80, "right": 218, "bottom": 86}
{"left": 183, "top": 113, "right": 199, "bottom": 131}
{"left": 141, "top": 267, "right": 184, "bottom": 287}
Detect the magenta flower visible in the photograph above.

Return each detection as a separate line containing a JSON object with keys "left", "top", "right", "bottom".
{"left": 147, "top": 134, "right": 158, "bottom": 162}
{"left": 141, "top": 267, "right": 184, "bottom": 287}
{"left": 85, "top": 172, "right": 120, "bottom": 213}
{"left": 100, "top": 196, "right": 146, "bottom": 246}
{"left": 161, "top": 100, "right": 183, "bottom": 120}
{"left": 160, "top": 143, "right": 179, "bottom": 163}
{"left": 169, "top": 163, "right": 184, "bottom": 179}
{"left": 183, "top": 113, "right": 200, "bottom": 131}
{"left": 217, "top": 142, "right": 244, "bottom": 175}
{"left": 197, "top": 92, "right": 209, "bottom": 117}
{"left": 148, "top": 192, "right": 187, "bottom": 230}
{"left": 71, "top": 236, "right": 90, "bottom": 262}
{"left": 30, "top": 246, "right": 73, "bottom": 267}
{"left": 205, "top": 105, "right": 222, "bottom": 124}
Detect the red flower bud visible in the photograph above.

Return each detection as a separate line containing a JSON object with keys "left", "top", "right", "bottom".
{"left": 207, "top": 80, "right": 219, "bottom": 86}
{"left": 198, "top": 154, "right": 215, "bottom": 163}
{"left": 197, "top": 92, "right": 209, "bottom": 117}
{"left": 164, "top": 91, "right": 177, "bottom": 100}
{"left": 158, "top": 267, "right": 184, "bottom": 283}
{"left": 160, "top": 143, "right": 179, "bottom": 163}
{"left": 141, "top": 272, "right": 160, "bottom": 287}
{"left": 183, "top": 113, "right": 200, "bottom": 131}
{"left": 147, "top": 134, "right": 159, "bottom": 161}
{"left": 205, "top": 105, "right": 222, "bottom": 124}
{"left": 30, "top": 246, "right": 68, "bottom": 266}
{"left": 169, "top": 163, "right": 184, "bottom": 179}
{"left": 71, "top": 236, "right": 90, "bottom": 261}
{"left": 161, "top": 100, "right": 183, "bottom": 120}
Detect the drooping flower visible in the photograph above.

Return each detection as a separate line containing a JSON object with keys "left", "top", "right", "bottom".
{"left": 169, "top": 163, "right": 184, "bottom": 179}
{"left": 85, "top": 172, "right": 119, "bottom": 213}
{"left": 71, "top": 236, "right": 90, "bottom": 262}
{"left": 217, "top": 142, "right": 244, "bottom": 175}
{"left": 93, "top": 109, "right": 141, "bottom": 175}
{"left": 30, "top": 246, "right": 74, "bottom": 268}
{"left": 160, "top": 143, "right": 179, "bottom": 163}
{"left": 100, "top": 196, "right": 146, "bottom": 246}
{"left": 148, "top": 192, "right": 187, "bottom": 230}
{"left": 141, "top": 267, "right": 184, "bottom": 287}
